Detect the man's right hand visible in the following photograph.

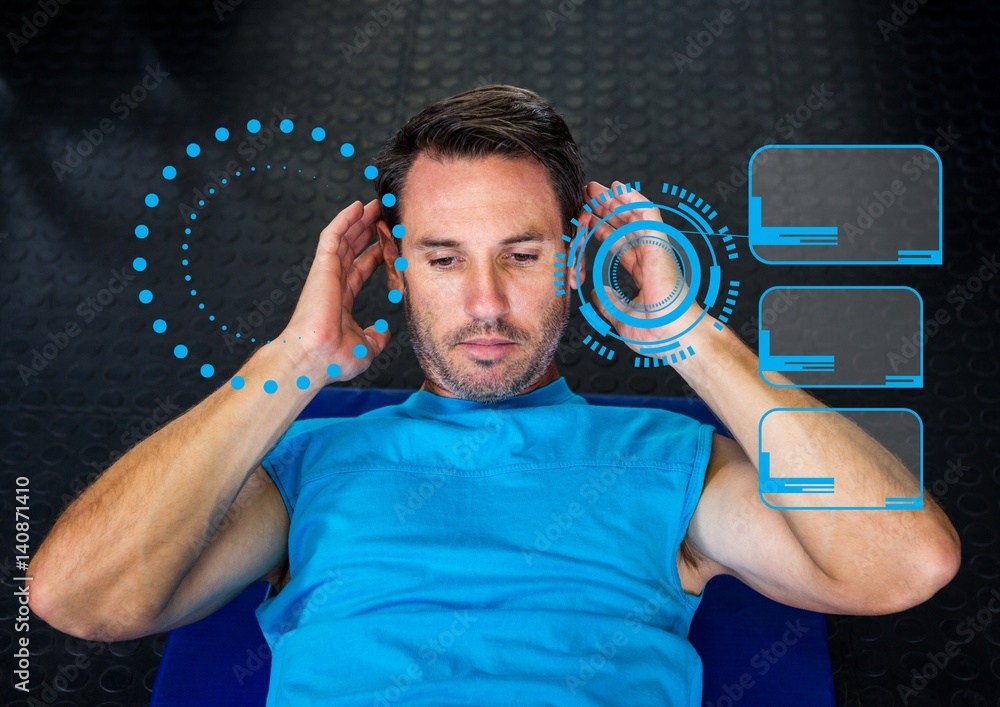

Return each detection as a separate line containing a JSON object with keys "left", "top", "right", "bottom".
{"left": 280, "top": 198, "right": 392, "bottom": 383}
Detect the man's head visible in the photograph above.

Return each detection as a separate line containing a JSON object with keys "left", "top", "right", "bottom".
{"left": 373, "top": 85, "right": 587, "bottom": 402}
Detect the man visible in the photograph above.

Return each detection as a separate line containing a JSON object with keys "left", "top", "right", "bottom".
{"left": 29, "top": 85, "right": 960, "bottom": 705}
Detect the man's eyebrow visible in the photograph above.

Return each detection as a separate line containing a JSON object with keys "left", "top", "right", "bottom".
{"left": 411, "top": 230, "right": 550, "bottom": 251}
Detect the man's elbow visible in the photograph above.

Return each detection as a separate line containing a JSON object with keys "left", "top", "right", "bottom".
{"left": 27, "top": 579, "right": 84, "bottom": 640}
{"left": 916, "top": 536, "right": 962, "bottom": 604}
{"left": 883, "top": 537, "right": 962, "bottom": 615}
{"left": 27, "top": 572, "right": 151, "bottom": 643}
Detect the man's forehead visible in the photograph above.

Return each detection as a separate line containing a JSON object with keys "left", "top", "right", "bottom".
{"left": 399, "top": 153, "right": 563, "bottom": 237}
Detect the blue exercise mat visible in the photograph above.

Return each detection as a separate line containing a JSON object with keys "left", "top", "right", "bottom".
{"left": 151, "top": 387, "right": 835, "bottom": 706}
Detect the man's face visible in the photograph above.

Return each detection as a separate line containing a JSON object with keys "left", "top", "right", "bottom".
{"left": 378, "top": 153, "right": 581, "bottom": 403}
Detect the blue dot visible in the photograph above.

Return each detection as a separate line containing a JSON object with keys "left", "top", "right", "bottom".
{"left": 162, "top": 165, "right": 177, "bottom": 180}
{"left": 187, "top": 143, "right": 201, "bottom": 157}
{"left": 145, "top": 193, "right": 159, "bottom": 208}
{"left": 174, "top": 344, "right": 188, "bottom": 359}
{"left": 392, "top": 224, "right": 406, "bottom": 238}
{"left": 190, "top": 289, "right": 197, "bottom": 296}
{"left": 382, "top": 193, "right": 396, "bottom": 207}
{"left": 394, "top": 257, "right": 408, "bottom": 271}
{"left": 296, "top": 375, "right": 310, "bottom": 390}
{"left": 327, "top": 363, "right": 341, "bottom": 378}
{"left": 209, "top": 315, "right": 215, "bottom": 321}
{"left": 221, "top": 325, "right": 227, "bottom": 331}
{"left": 198, "top": 303, "right": 204, "bottom": 309}
{"left": 200, "top": 363, "right": 215, "bottom": 378}
{"left": 374, "top": 318, "right": 388, "bottom": 333}
{"left": 133, "top": 257, "right": 147, "bottom": 272}
{"left": 208, "top": 188, "right": 215, "bottom": 194}
{"left": 139, "top": 289, "right": 153, "bottom": 304}
{"left": 185, "top": 275, "right": 191, "bottom": 281}
{"left": 280, "top": 119, "right": 294, "bottom": 133}
{"left": 198, "top": 200, "right": 205, "bottom": 206}
{"left": 153, "top": 319, "right": 167, "bottom": 333}
{"left": 364, "top": 165, "right": 378, "bottom": 179}
{"left": 135, "top": 224, "right": 149, "bottom": 239}
{"left": 312, "top": 127, "right": 326, "bottom": 141}
{"left": 247, "top": 119, "right": 261, "bottom": 134}
{"left": 184, "top": 228, "right": 191, "bottom": 235}
{"left": 215, "top": 127, "right": 229, "bottom": 141}
{"left": 231, "top": 376, "right": 245, "bottom": 390}
{"left": 182, "top": 259, "right": 189, "bottom": 266}
{"left": 340, "top": 142, "right": 354, "bottom": 157}
{"left": 182, "top": 243, "right": 189, "bottom": 250}
{"left": 353, "top": 343, "right": 367, "bottom": 358}
{"left": 190, "top": 214, "right": 197, "bottom": 220}
{"left": 263, "top": 380, "right": 278, "bottom": 394}
{"left": 388, "top": 289, "right": 402, "bottom": 303}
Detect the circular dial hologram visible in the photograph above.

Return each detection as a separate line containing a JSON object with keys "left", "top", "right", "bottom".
{"left": 558, "top": 181, "right": 741, "bottom": 367}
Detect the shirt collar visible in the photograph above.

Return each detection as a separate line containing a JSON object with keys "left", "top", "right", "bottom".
{"left": 397, "top": 376, "right": 581, "bottom": 418}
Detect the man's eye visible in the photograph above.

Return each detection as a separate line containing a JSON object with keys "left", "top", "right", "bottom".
{"left": 429, "top": 257, "right": 456, "bottom": 268}
{"left": 508, "top": 253, "right": 539, "bottom": 264}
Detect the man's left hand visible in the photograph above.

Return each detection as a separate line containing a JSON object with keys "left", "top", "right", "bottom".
{"left": 576, "top": 180, "right": 705, "bottom": 352}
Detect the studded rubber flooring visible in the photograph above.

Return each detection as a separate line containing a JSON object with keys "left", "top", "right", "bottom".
{"left": 1, "top": 0, "right": 998, "bottom": 705}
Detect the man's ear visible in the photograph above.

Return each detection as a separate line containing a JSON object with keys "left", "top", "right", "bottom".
{"left": 377, "top": 220, "right": 404, "bottom": 292}
{"left": 566, "top": 212, "right": 589, "bottom": 291}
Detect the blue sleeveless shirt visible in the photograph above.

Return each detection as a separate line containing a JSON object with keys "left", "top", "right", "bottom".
{"left": 256, "top": 377, "right": 714, "bottom": 705}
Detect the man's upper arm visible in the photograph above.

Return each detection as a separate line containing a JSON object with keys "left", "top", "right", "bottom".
{"left": 144, "top": 464, "right": 291, "bottom": 634}
{"left": 684, "top": 433, "right": 858, "bottom": 614}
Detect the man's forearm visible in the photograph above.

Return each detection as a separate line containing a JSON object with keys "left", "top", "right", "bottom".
{"left": 671, "top": 314, "right": 960, "bottom": 586}
{"left": 28, "top": 340, "right": 324, "bottom": 635}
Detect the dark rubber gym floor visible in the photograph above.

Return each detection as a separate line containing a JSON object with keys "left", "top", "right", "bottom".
{"left": 1, "top": 0, "right": 998, "bottom": 705}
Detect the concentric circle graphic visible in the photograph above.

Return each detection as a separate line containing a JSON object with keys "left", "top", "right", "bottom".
{"left": 559, "top": 181, "right": 742, "bottom": 367}
{"left": 132, "top": 115, "right": 403, "bottom": 393}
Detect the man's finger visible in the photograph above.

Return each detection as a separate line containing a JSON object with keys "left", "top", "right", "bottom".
{"left": 590, "top": 212, "right": 616, "bottom": 243}
{"left": 337, "top": 199, "right": 381, "bottom": 266}
{"left": 590, "top": 212, "right": 639, "bottom": 274}
{"left": 585, "top": 181, "right": 627, "bottom": 243}
{"left": 317, "top": 200, "right": 365, "bottom": 257}
{"left": 344, "top": 242, "right": 385, "bottom": 309}
{"left": 337, "top": 228, "right": 371, "bottom": 276}
{"left": 586, "top": 181, "right": 663, "bottom": 277}
{"left": 618, "top": 238, "right": 640, "bottom": 287}
{"left": 341, "top": 199, "right": 382, "bottom": 257}
{"left": 361, "top": 323, "right": 392, "bottom": 361}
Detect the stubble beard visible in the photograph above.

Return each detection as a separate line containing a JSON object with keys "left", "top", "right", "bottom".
{"left": 404, "top": 290, "right": 569, "bottom": 403}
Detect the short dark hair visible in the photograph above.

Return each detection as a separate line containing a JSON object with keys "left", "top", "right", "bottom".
{"left": 373, "top": 84, "right": 585, "bottom": 239}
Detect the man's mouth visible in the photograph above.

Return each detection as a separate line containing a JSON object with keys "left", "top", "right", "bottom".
{"left": 457, "top": 338, "right": 517, "bottom": 358}
{"left": 462, "top": 338, "right": 514, "bottom": 346}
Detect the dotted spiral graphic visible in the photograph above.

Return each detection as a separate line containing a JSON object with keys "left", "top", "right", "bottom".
{"left": 132, "top": 116, "right": 406, "bottom": 394}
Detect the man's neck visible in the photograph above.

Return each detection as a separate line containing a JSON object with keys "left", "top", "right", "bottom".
{"left": 419, "top": 359, "right": 561, "bottom": 399}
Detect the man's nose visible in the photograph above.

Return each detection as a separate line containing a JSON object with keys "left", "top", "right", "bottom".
{"left": 464, "top": 263, "right": 510, "bottom": 321}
